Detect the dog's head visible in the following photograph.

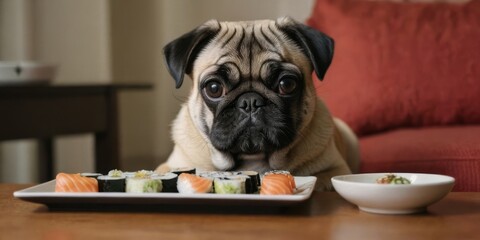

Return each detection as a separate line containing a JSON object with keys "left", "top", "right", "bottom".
{"left": 164, "top": 17, "right": 334, "bottom": 171}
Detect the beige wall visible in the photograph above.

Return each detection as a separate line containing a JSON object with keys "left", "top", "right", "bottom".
{"left": 0, "top": 0, "right": 37, "bottom": 182}
{"left": 0, "top": 0, "right": 314, "bottom": 182}
{"left": 33, "top": 0, "right": 111, "bottom": 175}
{"left": 0, "top": 0, "right": 111, "bottom": 182}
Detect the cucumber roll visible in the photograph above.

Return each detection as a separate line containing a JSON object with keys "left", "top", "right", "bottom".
{"left": 214, "top": 176, "right": 246, "bottom": 194}
{"left": 126, "top": 174, "right": 162, "bottom": 193}
{"left": 98, "top": 175, "right": 126, "bottom": 192}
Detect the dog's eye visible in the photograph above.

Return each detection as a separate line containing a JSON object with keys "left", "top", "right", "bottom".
{"left": 278, "top": 77, "right": 297, "bottom": 95}
{"left": 204, "top": 81, "right": 224, "bottom": 99}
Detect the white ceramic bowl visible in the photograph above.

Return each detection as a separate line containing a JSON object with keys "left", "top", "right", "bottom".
{"left": 0, "top": 61, "right": 56, "bottom": 84}
{"left": 331, "top": 173, "right": 455, "bottom": 214}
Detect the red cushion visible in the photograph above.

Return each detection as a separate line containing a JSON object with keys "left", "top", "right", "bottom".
{"left": 360, "top": 126, "right": 480, "bottom": 191}
{"left": 307, "top": 0, "right": 480, "bottom": 136}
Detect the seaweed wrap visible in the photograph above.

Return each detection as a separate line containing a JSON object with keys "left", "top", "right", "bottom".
{"left": 238, "top": 171, "right": 260, "bottom": 193}
{"left": 98, "top": 175, "right": 126, "bottom": 192}
{"left": 158, "top": 172, "right": 178, "bottom": 192}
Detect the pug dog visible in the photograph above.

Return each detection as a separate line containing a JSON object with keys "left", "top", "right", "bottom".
{"left": 155, "top": 17, "right": 356, "bottom": 191}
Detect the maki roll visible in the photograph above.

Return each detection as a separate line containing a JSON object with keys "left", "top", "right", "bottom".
{"left": 214, "top": 176, "right": 246, "bottom": 194}
{"left": 126, "top": 177, "right": 162, "bottom": 193}
{"left": 97, "top": 175, "right": 126, "bottom": 192}
{"left": 126, "top": 171, "right": 162, "bottom": 193}
{"left": 158, "top": 172, "right": 178, "bottom": 192}
{"left": 177, "top": 173, "right": 212, "bottom": 194}
{"left": 237, "top": 171, "right": 260, "bottom": 193}
{"left": 239, "top": 171, "right": 260, "bottom": 186}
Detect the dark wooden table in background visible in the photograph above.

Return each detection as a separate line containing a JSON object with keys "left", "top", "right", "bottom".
{"left": 0, "top": 83, "right": 152, "bottom": 180}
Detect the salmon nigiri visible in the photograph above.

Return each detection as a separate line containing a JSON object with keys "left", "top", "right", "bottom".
{"left": 177, "top": 173, "right": 213, "bottom": 194}
{"left": 260, "top": 173, "right": 295, "bottom": 195}
{"left": 55, "top": 173, "right": 98, "bottom": 192}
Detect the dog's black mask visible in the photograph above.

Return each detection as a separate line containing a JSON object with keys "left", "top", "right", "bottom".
{"left": 203, "top": 71, "right": 305, "bottom": 157}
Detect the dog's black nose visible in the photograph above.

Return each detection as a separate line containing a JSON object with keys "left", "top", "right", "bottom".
{"left": 236, "top": 92, "right": 265, "bottom": 113}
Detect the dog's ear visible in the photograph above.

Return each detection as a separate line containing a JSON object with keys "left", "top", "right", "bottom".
{"left": 163, "top": 20, "right": 220, "bottom": 88}
{"left": 276, "top": 17, "right": 334, "bottom": 80}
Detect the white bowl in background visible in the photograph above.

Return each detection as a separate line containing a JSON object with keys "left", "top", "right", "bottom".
{"left": 331, "top": 173, "right": 455, "bottom": 214}
{"left": 0, "top": 61, "right": 56, "bottom": 85}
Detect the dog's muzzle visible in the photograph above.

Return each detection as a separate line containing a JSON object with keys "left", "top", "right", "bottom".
{"left": 232, "top": 92, "right": 268, "bottom": 154}
{"left": 209, "top": 90, "right": 294, "bottom": 158}
{"left": 236, "top": 92, "right": 265, "bottom": 114}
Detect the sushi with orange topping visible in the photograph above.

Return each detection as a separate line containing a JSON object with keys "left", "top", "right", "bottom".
{"left": 260, "top": 171, "right": 296, "bottom": 195}
{"left": 177, "top": 173, "right": 213, "bottom": 194}
{"left": 55, "top": 173, "right": 98, "bottom": 192}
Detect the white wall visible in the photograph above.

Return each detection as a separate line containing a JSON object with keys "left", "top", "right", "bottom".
{"left": 0, "top": 0, "right": 314, "bottom": 183}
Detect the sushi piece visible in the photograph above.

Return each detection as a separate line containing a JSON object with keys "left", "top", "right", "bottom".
{"left": 237, "top": 171, "right": 260, "bottom": 193}
{"left": 126, "top": 172, "right": 162, "bottom": 193}
{"left": 97, "top": 175, "right": 126, "bottom": 192}
{"left": 158, "top": 172, "right": 178, "bottom": 192}
{"left": 198, "top": 171, "right": 258, "bottom": 193}
{"left": 214, "top": 176, "right": 246, "bottom": 194}
{"left": 171, "top": 167, "right": 196, "bottom": 175}
{"left": 177, "top": 173, "right": 212, "bottom": 194}
{"left": 260, "top": 173, "right": 295, "bottom": 195}
{"left": 264, "top": 170, "right": 296, "bottom": 189}
{"left": 239, "top": 171, "right": 260, "bottom": 186}
{"left": 126, "top": 177, "right": 162, "bottom": 193}
{"left": 55, "top": 173, "right": 98, "bottom": 192}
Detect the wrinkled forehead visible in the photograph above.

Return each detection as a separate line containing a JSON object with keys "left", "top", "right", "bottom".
{"left": 192, "top": 20, "right": 310, "bottom": 81}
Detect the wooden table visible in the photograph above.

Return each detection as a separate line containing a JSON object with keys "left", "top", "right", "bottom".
{"left": 1, "top": 184, "right": 479, "bottom": 240}
{"left": 0, "top": 84, "right": 151, "bottom": 181}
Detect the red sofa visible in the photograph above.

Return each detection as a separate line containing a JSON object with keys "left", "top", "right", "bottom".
{"left": 308, "top": 0, "right": 480, "bottom": 191}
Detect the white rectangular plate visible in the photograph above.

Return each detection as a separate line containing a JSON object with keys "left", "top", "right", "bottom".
{"left": 14, "top": 176, "right": 316, "bottom": 208}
